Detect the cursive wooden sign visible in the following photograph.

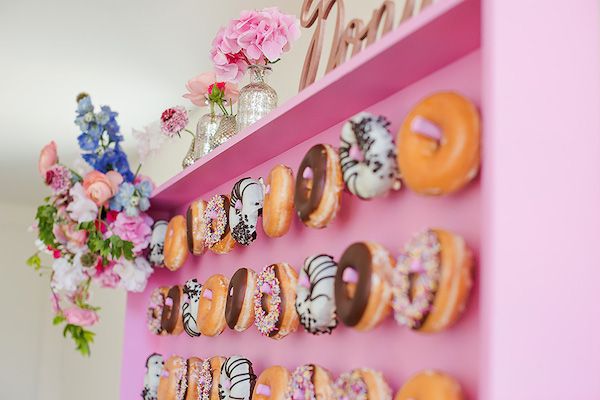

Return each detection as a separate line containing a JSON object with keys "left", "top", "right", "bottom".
{"left": 299, "top": 0, "right": 433, "bottom": 90}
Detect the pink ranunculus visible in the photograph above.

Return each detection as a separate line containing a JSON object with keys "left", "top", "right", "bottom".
{"left": 108, "top": 212, "right": 153, "bottom": 254}
{"left": 82, "top": 170, "right": 122, "bottom": 206}
{"left": 183, "top": 72, "right": 216, "bottom": 107}
{"left": 38, "top": 141, "right": 58, "bottom": 179}
{"left": 66, "top": 182, "right": 98, "bottom": 223}
{"left": 64, "top": 306, "right": 99, "bottom": 327}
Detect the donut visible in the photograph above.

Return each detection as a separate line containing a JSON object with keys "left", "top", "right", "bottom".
{"left": 252, "top": 366, "right": 291, "bottom": 400}
{"left": 204, "top": 194, "right": 236, "bottom": 254}
{"left": 254, "top": 263, "right": 299, "bottom": 339}
{"left": 149, "top": 220, "right": 168, "bottom": 267}
{"left": 182, "top": 279, "right": 202, "bottom": 337}
{"left": 187, "top": 199, "right": 208, "bottom": 255}
{"left": 147, "top": 287, "right": 169, "bottom": 335}
{"left": 394, "top": 370, "right": 464, "bottom": 400}
{"left": 392, "top": 229, "right": 473, "bottom": 332}
{"left": 218, "top": 356, "right": 257, "bottom": 400}
{"left": 197, "top": 274, "right": 229, "bottom": 336}
{"left": 229, "top": 177, "right": 264, "bottom": 245}
{"left": 142, "top": 353, "right": 164, "bottom": 400}
{"left": 397, "top": 92, "right": 480, "bottom": 195}
{"left": 262, "top": 164, "right": 295, "bottom": 238}
{"left": 334, "top": 242, "right": 394, "bottom": 331}
{"left": 164, "top": 215, "right": 189, "bottom": 271}
{"left": 295, "top": 254, "right": 338, "bottom": 335}
{"left": 157, "top": 355, "right": 188, "bottom": 400}
{"left": 294, "top": 144, "right": 343, "bottom": 229}
{"left": 225, "top": 267, "right": 258, "bottom": 332}
{"left": 334, "top": 369, "right": 391, "bottom": 400}
{"left": 339, "top": 113, "right": 400, "bottom": 199}
{"left": 285, "top": 364, "right": 335, "bottom": 400}
{"left": 189, "top": 356, "right": 226, "bottom": 400}
{"left": 186, "top": 357, "right": 204, "bottom": 400}
{"left": 161, "top": 285, "right": 185, "bottom": 335}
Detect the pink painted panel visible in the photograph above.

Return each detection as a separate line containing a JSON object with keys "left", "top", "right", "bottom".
{"left": 121, "top": 51, "right": 482, "bottom": 399}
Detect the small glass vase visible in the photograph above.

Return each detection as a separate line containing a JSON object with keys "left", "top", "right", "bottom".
{"left": 181, "top": 138, "right": 196, "bottom": 169}
{"left": 195, "top": 112, "right": 222, "bottom": 159}
{"left": 209, "top": 115, "right": 237, "bottom": 150}
{"left": 236, "top": 65, "right": 278, "bottom": 131}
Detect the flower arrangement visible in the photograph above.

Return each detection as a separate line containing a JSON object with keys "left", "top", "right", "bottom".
{"left": 183, "top": 71, "right": 239, "bottom": 115}
{"left": 28, "top": 93, "right": 156, "bottom": 356}
{"left": 210, "top": 7, "right": 301, "bottom": 82}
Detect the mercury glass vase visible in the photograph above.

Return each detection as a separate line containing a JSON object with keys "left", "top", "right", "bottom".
{"left": 181, "top": 139, "right": 196, "bottom": 169}
{"left": 209, "top": 115, "right": 237, "bottom": 150}
{"left": 236, "top": 65, "right": 278, "bottom": 131}
{"left": 195, "top": 112, "right": 222, "bottom": 159}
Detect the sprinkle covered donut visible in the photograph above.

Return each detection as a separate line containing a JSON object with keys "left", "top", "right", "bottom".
{"left": 394, "top": 370, "right": 465, "bottom": 400}
{"left": 254, "top": 263, "right": 299, "bottom": 340}
{"left": 189, "top": 356, "right": 226, "bottom": 400}
{"left": 225, "top": 267, "right": 258, "bottom": 332}
{"left": 182, "top": 279, "right": 202, "bottom": 337}
{"left": 334, "top": 369, "right": 391, "bottom": 400}
{"left": 294, "top": 144, "right": 343, "bottom": 229}
{"left": 147, "top": 287, "right": 169, "bottom": 335}
{"left": 161, "top": 285, "right": 185, "bottom": 335}
{"left": 158, "top": 355, "right": 188, "bottom": 400}
{"left": 339, "top": 113, "right": 399, "bottom": 199}
{"left": 295, "top": 254, "right": 338, "bottom": 335}
{"left": 285, "top": 364, "right": 335, "bottom": 400}
{"left": 392, "top": 229, "right": 473, "bottom": 332}
{"left": 229, "top": 177, "right": 264, "bottom": 246}
{"left": 219, "top": 356, "right": 257, "bottom": 400}
{"left": 204, "top": 194, "right": 236, "bottom": 254}
{"left": 187, "top": 199, "right": 208, "bottom": 255}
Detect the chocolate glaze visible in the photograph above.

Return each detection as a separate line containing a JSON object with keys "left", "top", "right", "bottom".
{"left": 186, "top": 205, "right": 194, "bottom": 252}
{"left": 294, "top": 144, "right": 329, "bottom": 222}
{"left": 161, "top": 285, "right": 182, "bottom": 334}
{"left": 219, "top": 196, "right": 232, "bottom": 239}
{"left": 334, "top": 243, "right": 373, "bottom": 327}
{"left": 226, "top": 268, "right": 249, "bottom": 329}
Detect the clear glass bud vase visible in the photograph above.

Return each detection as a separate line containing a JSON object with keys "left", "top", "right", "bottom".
{"left": 236, "top": 65, "right": 278, "bottom": 131}
{"left": 195, "top": 112, "right": 222, "bottom": 159}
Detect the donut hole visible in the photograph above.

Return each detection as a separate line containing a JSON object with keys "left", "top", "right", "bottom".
{"left": 261, "top": 293, "right": 275, "bottom": 313}
{"left": 409, "top": 273, "right": 421, "bottom": 301}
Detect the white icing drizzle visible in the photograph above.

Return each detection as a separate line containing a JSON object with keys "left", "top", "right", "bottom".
{"left": 229, "top": 177, "right": 264, "bottom": 246}
{"left": 339, "top": 113, "right": 399, "bottom": 199}
{"left": 295, "top": 254, "right": 338, "bottom": 335}
{"left": 142, "top": 353, "right": 163, "bottom": 400}
{"left": 219, "top": 356, "right": 256, "bottom": 400}
{"left": 182, "top": 279, "right": 202, "bottom": 337}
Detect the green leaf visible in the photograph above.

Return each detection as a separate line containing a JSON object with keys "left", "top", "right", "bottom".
{"left": 35, "top": 204, "right": 58, "bottom": 247}
{"left": 26, "top": 254, "right": 42, "bottom": 271}
{"left": 52, "top": 315, "right": 65, "bottom": 325}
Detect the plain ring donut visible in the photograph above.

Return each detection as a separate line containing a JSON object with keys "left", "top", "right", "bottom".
{"left": 394, "top": 370, "right": 464, "bottom": 400}
{"left": 252, "top": 366, "right": 291, "bottom": 400}
{"left": 164, "top": 215, "right": 189, "bottom": 271}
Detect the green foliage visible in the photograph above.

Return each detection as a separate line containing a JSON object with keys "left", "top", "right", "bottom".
{"left": 62, "top": 324, "right": 95, "bottom": 357}
{"left": 26, "top": 253, "right": 42, "bottom": 271}
{"left": 35, "top": 204, "right": 57, "bottom": 247}
{"left": 79, "top": 221, "right": 134, "bottom": 263}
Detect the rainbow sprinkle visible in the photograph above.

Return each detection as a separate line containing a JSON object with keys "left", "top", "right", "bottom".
{"left": 146, "top": 288, "right": 165, "bottom": 335}
{"left": 203, "top": 195, "right": 227, "bottom": 247}
{"left": 253, "top": 265, "right": 282, "bottom": 336}
{"left": 286, "top": 365, "right": 316, "bottom": 400}
{"left": 333, "top": 370, "right": 368, "bottom": 400}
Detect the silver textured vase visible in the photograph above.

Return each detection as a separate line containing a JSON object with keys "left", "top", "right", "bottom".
{"left": 236, "top": 65, "right": 278, "bottom": 131}
{"left": 209, "top": 115, "right": 237, "bottom": 150}
{"left": 181, "top": 138, "right": 196, "bottom": 169}
{"left": 194, "top": 112, "right": 222, "bottom": 159}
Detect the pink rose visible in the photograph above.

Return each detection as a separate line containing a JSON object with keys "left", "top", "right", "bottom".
{"left": 53, "top": 221, "right": 87, "bottom": 252}
{"left": 82, "top": 170, "right": 123, "bottom": 206}
{"left": 108, "top": 212, "right": 153, "bottom": 253}
{"left": 38, "top": 141, "right": 58, "bottom": 179}
{"left": 183, "top": 72, "right": 216, "bottom": 107}
{"left": 64, "top": 307, "right": 99, "bottom": 327}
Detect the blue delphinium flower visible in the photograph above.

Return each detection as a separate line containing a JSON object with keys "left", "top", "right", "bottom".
{"left": 77, "top": 96, "right": 93, "bottom": 115}
{"left": 77, "top": 132, "right": 100, "bottom": 151}
{"left": 109, "top": 178, "right": 152, "bottom": 216}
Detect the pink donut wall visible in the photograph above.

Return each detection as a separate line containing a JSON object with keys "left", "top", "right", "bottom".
{"left": 121, "top": 50, "right": 482, "bottom": 399}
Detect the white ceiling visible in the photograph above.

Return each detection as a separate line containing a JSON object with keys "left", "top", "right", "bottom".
{"left": 0, "top": 0, "right": 387, "bottom": 205}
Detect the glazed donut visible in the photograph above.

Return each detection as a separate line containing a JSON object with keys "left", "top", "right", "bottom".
{"left": 204, "top": 194, "right": 236, "bottom": 254}
{"left": 392, "top": 229, "right": 473, "bottom": 332}
{"left": 397, "top": 92, "right": 480, "bottom": 195}
{"left": 225, "top": 268, "right": 258, "bottom": 332}
{"left": 157, "top": 355, "right": 188, "bottom": 400}
{"left": 295, "top": 254, "right": 338, "bottom": 335}
{"left": 285, "top": 364, "right": 335, "bottom": 400}
{"left": 149, "top": 220, "right": 168, "bottom": 267}
{"left": 142, "top": 353, "right": 164, "bottom": 400}
{"left": 294, "top": 144, "right": 343, "bottom": 229}
{"left": 262, "top": 164, "right": 295, "bottom": 238}
{"left": 229, "top": 177, "right": 264, "bottom": 245}
{"left": 252, "top": 366, "right": 291, "bottom": 400}
{"left": 186, "top": 357, "right": 204, "bottom": 400}
{"left": 394, "top": 370, "right": 464, "bottom": 400}
{"left": 161, "top": 285, "right": 185, "bottom": 335}
{"left": 187, "top": 199, "right": 208, "bottom": 255}
{"left": 334, "top": 369, "right": 391, "bottom": 400}
{"left": 182, "top": 279, "right": 202, "bottom": 337}
{"left": 197, "top": 274, "right": 229, "bottom": 336}
{"left": 164, "top": 215, "right": 189, "bottom": 271}
{"left": 219, "top": 356, "right": 257, "bottom": 400}
{"left": 147, "top": 287, "right": 169, "bottom": 335}
{"left": 254, "top": 263, "right": 299, "bottom": 339}
{"left": 339, "top": 113, "right": 399, "bottom": 199}
{"left": 334, "top": 242, "right": 394, "bottom": 331}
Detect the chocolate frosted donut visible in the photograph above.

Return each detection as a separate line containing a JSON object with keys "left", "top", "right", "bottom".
{"left": 161, "top": 285, "right": 184, "bottom": 335}
{"left": 294, "top": 144, "right": 343, "bottom": 229}
{"left": 335, "top": 242, "right": 394, "bottom": 331}
{"left": 225, "top": 268, "right": 257, "bottom": 332}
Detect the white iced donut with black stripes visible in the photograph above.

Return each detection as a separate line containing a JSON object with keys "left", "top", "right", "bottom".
{"left": 182, "top": 278, "right": 202, "bottom": 337}
{"left": 295, "top": 254, "right": 338, "bottom": 335}
{"left": 229, "top": 177, "right": 264, "bottom": 246}
{"left": 339, "top": 113, "right": 399, "bottom": 199}
{"left": 218, "top": 355, "right": 256, "bottom": 400}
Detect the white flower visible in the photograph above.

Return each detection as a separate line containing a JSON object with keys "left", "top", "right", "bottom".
{"left": 51, "top": 257, "right": 86, "bottom": 295}
{"left": 113, "top": 256, "right": 153, "bottom": 292}
{"left": 66, "top": 182, "right": 98, "bottom": 223}
{"left": 132, "top": 121, "right": 166, "bottom": 163}
{"left": 35, "top": 239, "right": 52, "bottom": 255}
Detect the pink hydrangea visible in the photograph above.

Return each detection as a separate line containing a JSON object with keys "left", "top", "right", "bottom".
{"left": 108, "top": 212, "right": 153, "bottom": 254}
{"left": 160, "top": 106, "right": 189, "bottom": 136}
